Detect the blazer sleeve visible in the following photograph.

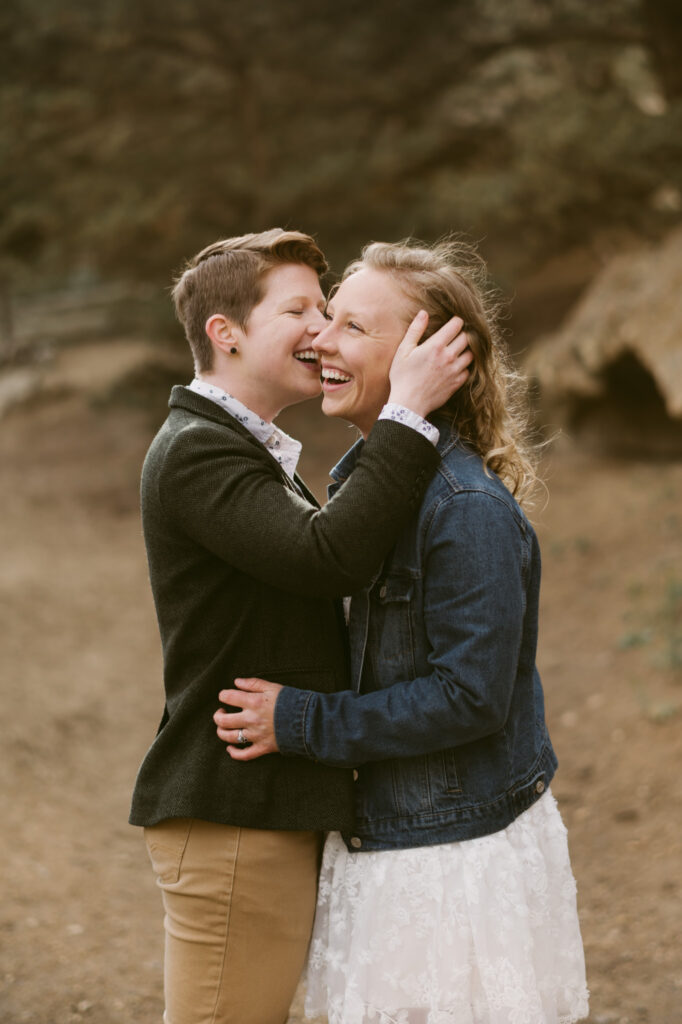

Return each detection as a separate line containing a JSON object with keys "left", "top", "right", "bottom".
{"left": 157, "top": 417, "right": 439, "bottom": 597}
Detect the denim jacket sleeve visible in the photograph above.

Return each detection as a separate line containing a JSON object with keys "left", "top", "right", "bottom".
{"left": 274, "top": 490, "right": 530, "bottom": 765}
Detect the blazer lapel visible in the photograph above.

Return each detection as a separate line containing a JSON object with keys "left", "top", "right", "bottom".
{"left": 293, "top": 474, "right": 320, "bottom": 509}
{"left": 169, "top": 386, "right": 316, "bottom": 503}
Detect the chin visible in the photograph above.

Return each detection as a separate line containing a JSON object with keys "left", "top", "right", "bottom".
{"left": 320, "top": 397, "right": 347, "bottom": 420}
{"left": 291, "top": 378, "right": 323, "bottom": 402}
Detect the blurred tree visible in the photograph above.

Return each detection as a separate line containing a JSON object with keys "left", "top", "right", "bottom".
{"left": 1, "top": 0, "right": 681, "bottom": 328}
{"left": 641, "top": 0, "right": 682, "bottom": 97}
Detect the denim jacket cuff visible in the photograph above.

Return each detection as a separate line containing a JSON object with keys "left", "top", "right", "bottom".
{"left": 274, "top": 686, "right": 314, "bottom": 757}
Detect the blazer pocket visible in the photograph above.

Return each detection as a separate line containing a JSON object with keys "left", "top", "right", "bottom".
{"left": 144, "top": 817, "right": 194, "bottom": 885}
{"left": 256, "top": 668, "right": 338, "bottom": 695}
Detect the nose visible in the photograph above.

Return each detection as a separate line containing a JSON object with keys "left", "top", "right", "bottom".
{"left": 306, "top": 308, "right": 327, "bottom": 337}
{"left": 312, "top": 321, "right": 335, "bottom": 354}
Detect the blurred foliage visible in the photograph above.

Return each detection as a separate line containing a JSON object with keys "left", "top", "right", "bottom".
{"left": 1, "top": 0, "right": 682, "bottom": 292}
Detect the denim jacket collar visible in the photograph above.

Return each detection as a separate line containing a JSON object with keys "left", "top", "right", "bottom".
{"left": 328, "top": 437, "right": 365, "bottom": 498}
{"left": 328, "top": 414, "right": 461, "bottom": 500}
{"left": 431, "top": 413, "right": 460, "bottom": 458}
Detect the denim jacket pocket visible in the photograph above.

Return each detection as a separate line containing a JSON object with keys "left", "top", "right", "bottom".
{"left": 144, "top": 817, "right": 194, "bottom": 885}
{"left": 376, "top": 575, "right": 414, "bottom": 604}
{"left": 438, "top": 748, "right": 463, "bottom": 795}
{"left": 383, "top": 750, "right": 462, "bottom": 819}
{"left": 372, "top": 575, "right": 417, "bottom": 675}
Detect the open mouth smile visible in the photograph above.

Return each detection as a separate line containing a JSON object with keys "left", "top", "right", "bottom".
{"left": 321, "top": 366, "right": 353, "bottom": 389}
{"left": 293, "top": 349, "right": 320, "bottom": 370}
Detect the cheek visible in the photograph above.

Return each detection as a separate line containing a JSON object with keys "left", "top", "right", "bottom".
{"left": 352, "top": 342, "right": 390, "bottom": 375}
{"left": 362, "top": 353, "right": 394, "bottom": 395}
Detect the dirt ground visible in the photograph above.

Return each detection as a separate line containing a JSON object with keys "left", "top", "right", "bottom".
{"left": 1, "top": 344, "right": 681, "bottom": 1024}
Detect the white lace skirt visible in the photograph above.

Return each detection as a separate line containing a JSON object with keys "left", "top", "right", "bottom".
{"left": 304, "top": 791, "right": 589, "bottom": 1024}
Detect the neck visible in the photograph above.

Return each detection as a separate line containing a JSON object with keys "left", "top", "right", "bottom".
{"left": 197, "top": 370, "right": 280, "bottom": 423}
{"left": 357, "top": 412, "right": 380, "bottom": 440}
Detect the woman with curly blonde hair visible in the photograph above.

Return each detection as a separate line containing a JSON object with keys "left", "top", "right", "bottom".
{"left": 347, "top": 238, "right": 539, "bottom": 505}
{"left": 216, "top": 237, "right": 589, "bottom": 1024}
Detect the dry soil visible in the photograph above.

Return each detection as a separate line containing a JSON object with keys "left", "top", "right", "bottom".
{"left": 1, "top": 350, "right": 681, "bottom": 1024}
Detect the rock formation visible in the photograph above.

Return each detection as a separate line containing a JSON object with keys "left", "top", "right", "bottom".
{"left": 525, "top": 228, "right": 682, "bottom": 455}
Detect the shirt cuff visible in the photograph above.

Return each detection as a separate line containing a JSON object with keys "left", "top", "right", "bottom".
{"left": 378, "top": 404, "right": 440, "bottom": 446}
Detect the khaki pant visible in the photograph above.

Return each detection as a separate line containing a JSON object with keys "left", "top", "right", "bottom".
{"left": 144, "top": 818, "right": 322, "bottom": 1024}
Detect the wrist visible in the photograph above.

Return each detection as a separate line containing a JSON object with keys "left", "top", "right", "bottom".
{"left": 379, "top": 404, "right": 440, "bottom": 446}
{"left": 386, "top": 390, "right": 428, "bottom": 419}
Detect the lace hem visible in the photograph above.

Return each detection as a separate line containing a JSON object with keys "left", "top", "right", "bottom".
{"left": 304, "top": 791, "right": 589, "bottom": 1024}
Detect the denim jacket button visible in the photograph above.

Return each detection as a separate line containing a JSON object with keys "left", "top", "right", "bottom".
{"left": 350, "top": 836, "right": 362, "bottom": 849}
{"left": 352, "top": 769, "right": 359, "bottom": 781}
{"left": 378, "top": 585, "right": 387, "bottom": 599}
{"left": 535, "top": 780, "right": 545, "bottom": 794}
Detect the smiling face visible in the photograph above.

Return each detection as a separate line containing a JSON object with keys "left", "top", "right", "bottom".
{"left": 228, "top": 262, "right": 326, "bottom": 419}
{"left": 312, "top": 268, "right": 415, "bottom": 436}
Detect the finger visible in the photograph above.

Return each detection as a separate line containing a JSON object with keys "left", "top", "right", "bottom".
{"left": 214, "top": 710, "right": 247, "bottom": 730}
{"left": 451, "top": 368, "right": 470, "bottom": 391}
{"left": 428, "top": 315, "right": 464, "bottom": 349}
{"left": 396, "top": 310, "right": 429, "bottom": 352}
{"left": 217, "top": 726, "right": 248, "bottom": 744}
{"left": 217, "top": 689, "right": 255, "bottom": 709}
{"left": 452, "top": 345, "right": 474, "bottom": 370}
{"left": 226, "top": 742, "right": 268, "bottom": 762}
{"left": 215, "top": 708, "right": 249, "bottom": 726}
{"left": 445, "top": 324, "right": 470, "bottom": 352}
{"left": 233, "top": 676, "right": 271, "bottom": 691}
{"left": 217, "top": 679, "right": 264, "bottom": 705}
{"left": 420, "top": 315, "right": 465, "bottom": 352}
{"left": 445, "top": 360, "right": 472, "bottom": 393}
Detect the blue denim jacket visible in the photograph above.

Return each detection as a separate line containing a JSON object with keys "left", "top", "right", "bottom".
{"left": 275, "top": 417, "right": 557, "bottom": 851}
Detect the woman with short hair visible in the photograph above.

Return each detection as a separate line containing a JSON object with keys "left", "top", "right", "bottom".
{"left": 132, "top": 228, "right": 473, "bottom": 1024}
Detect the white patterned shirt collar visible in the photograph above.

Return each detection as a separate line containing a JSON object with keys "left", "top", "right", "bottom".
{"left": 187, "top": 378, "right": 302, "bottom": 481}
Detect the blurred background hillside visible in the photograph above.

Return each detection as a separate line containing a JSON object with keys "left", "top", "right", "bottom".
{"left": 1, "top": 2, "right": 682, "bottom": 1023}
{"left": 2, "top": 0, "right": 682, "bottom": 352}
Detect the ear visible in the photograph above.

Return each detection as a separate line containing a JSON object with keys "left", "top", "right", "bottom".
{"left": 205, "top": 314, "right": 240, "bottom": 356}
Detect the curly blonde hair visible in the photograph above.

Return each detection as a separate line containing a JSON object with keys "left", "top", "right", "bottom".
{"left": 344, "top": 238, "right": 539, "bottom": 506}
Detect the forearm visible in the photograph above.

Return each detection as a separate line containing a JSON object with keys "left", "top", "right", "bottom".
{"left": 275, "top": 493, "right": 528, "bottom": 764}
{"left": 163, "top": 419, "right": 439, "bottom": 597}
{"left": 274, "top": 665, "right": 513, "bottom": 767}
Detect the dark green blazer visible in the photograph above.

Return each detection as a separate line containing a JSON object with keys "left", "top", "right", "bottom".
{"left": 129, "top": 386, "right": 439, "bottom": 831}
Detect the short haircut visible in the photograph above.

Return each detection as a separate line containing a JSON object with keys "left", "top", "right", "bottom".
{"left": 172, "top": 229, "right": 328, "bottom": 372}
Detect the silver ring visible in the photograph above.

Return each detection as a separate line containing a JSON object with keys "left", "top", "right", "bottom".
{"left": 237, "top": 729, "right": 247, "bottom": 746}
